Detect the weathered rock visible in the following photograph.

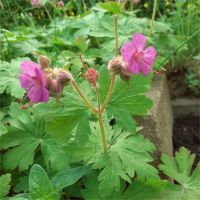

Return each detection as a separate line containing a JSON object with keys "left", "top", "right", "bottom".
{"left": 135, "top": 74, "right": 173, "bottom": 162}
{"left": 172, "top": 98, "right": 200, "bottom": 118}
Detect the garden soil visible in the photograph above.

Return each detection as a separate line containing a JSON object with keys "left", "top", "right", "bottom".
{"left": 173, "top": 115, "right": 200, "bottom": 167}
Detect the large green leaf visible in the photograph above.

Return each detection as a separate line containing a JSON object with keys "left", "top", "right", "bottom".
{"left": 45, "top": 109, "right": 87, "bottom": 139}
{"left": 0, "top": 103, "right": 69, "bottom": 172}
{"left": 29, "top": 164, "right": 59, "bottom": 200}
{"left": 96, "top": 132, "right": 158, "bottom": 195}
{"left": 80, "top": 122, "right": 158, "bottom": 196}
{"left": 0, "top": 58, "right": 27, "bottom": 98}
{"left": 159, "top": 147, "right": 200, "bottom": 200}
{"left": 108, "top": 74, "right": 153, "bottom": 116}
{"left": 0, "top": 174, "right": 11, "bottom": 200}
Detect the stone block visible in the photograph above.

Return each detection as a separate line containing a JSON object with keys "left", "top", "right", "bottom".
{"left": 135, "top": 74, "right": 173, "bottom": 162}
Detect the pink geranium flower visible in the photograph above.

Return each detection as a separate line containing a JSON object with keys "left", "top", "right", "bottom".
{"left": 120, "top": 32, "right": 157, "bottom": 76}
{"left": 19, "top": 61, "right": 49, "bottom": 103}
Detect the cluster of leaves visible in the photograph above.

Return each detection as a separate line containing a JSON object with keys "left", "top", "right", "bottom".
{"left": 1, "top": 1, "right": 180, "bottom": 71}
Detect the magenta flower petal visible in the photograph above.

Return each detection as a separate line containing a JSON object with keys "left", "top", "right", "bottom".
{"left": 120, "top": 32, "right": 157, "bottom": 76}
{"left": 19, "top": 60, "right": 49, "bottom": 103}
{"left": 131, "top": 32, "right": 146, "bottom": 51}
{"left": 28, "top": 86, "right": 49, "bottom": 103}
{"left": 21, "top": 61, "right": 40, "bottom": 77}
{"left": 19, "top": 74, "right": 33, "bottom": 89}
{"left": 143, "top": 46, "right": 157, "bottom": 65}
{"left": 128, "top": 59, "right": 140, "bottom": 74}
{"left": 120, "top": 42, "right": 135, "bottom": 62}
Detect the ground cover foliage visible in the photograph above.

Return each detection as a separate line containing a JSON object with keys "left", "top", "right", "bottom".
{"left": 0, "top": 1, "right": 200, "bottom": 199}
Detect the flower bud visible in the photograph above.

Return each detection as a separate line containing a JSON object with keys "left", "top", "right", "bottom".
{"left": 45, "top": 68, "right": 73, "bottom": 98}
{"left": 108, "top": 56, "right": 132, "bottom": 81}
{"left": 120, "top": 69, "right": 131, "bottom": 82}
{"left": 107, "top": 56, "right": 128, "bottom": 74}
{"left": 39, "top": 55, "right": 51, "bottom": 70}
{"left": 46, "top": 75, "right": 63, "bottom": 98}
{"left": 55, "top": 69, "right": 73, "bottom": 85}
{"left": 85, "top": 68, "right": 99, "bottom": 86}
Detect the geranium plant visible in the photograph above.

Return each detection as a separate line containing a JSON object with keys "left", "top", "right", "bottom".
{"left": 0, "top": 1, "right": 199, "bottom": 200}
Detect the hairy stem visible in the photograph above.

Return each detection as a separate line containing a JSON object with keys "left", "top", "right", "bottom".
{"left": 98, "top": 112, "right": 108, "bottom": 152}
{"left": 148, "top": 0, "right": 158, "bottom": 38}
{"left": 44, "top": 5, "right": 53, "bottom": 21}
{"left": 95, "top": 85, "right": 108, "bottom": 151}
{"left": 95, "top": 85, "right": 101, "bottom": 111}
{"left": 100, "top": 73, "right": 115, "bottom": 113}
{"left": 71, "top": 80, "right": 97, "bottom": 113}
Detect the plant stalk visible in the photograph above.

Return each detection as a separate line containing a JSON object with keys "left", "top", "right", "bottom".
{"left": 148, "top": 0, "right": 158, "bottom": 38}
{"left": 98, "top": 112, "right": 108, "bottom": 152}
{"left": 100, "top": 73, "right": 115, "bottom": 113}
{"left": 114, "top": 15, "right": 119, "bottom": 57}
{"left": 71, "top": 80, "right": 97, "bottom": 113}
{"left": 157, "top": 28, "right": 200, "bottom": 69}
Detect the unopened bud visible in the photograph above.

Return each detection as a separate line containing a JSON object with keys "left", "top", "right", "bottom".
{"left": 85, "top": 68, "right": 99, "bottom": 86}
{"left": 55, "top": 69, "right": 73, "bottom": 85}
{"left": 107, "top": 56, "right": 128, "bottom": 74}
{"left": 39, "top": 55, "right": 51, "bottom": 70}
{"left": 46, "top": 76, "right": 63, "bottom": 98}
{"left": 108, "top": 56, "right": 132, "bottom": 81}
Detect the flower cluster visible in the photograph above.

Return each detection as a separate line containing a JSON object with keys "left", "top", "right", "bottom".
{"left": 108, "top": 32, "right": 157, "bottom": 78}
{"left": 19, "top": 56, "right": 72, "bottom": 103}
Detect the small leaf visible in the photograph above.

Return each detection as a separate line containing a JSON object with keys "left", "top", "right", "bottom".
{"left": 29, "top": 164, "right": 59, "bottom": 200}
{"left": 0, "top": 174, "right": 11, "bottom": 199}
{"left": 97, "top": 2, "right": 121, "bottom": 14}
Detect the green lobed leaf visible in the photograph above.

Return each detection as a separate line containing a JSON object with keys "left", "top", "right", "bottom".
{"left": 0, "top": 58, "right": 27, "bottom": 98}
{"left": 95, "top": 132, "right": 158, "bottom": 195}
{"left": 0, "top": 174, "right": 11, "bottom": 200}
{"left": 80, "top": 122, "right": 158, "bottom": 196}
{"left": 0, "top": 103, "right": 69, "bottom": 172}
{"left": 108, "top": 74, "right": 153, "bottom": 116}
{"left": 29, "top": 164, "right": 59, "bottom": 200}
{"left": 159, "top": 147, "right": 200, "bottom": 200}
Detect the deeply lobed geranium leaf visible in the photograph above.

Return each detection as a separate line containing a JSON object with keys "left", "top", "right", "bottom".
{"left": 159, "top": 147, "right": 200, "bottom": 200}
{"left": 108, "top": 73, "right": 153, "bottom": 115}
{"left": 0, "top": 58, "right": 27, "bottom": 99}
{"left": 80, "top": 121, "right": 158, "bottom": 196}
{"left": 0, "top": 103, "right": 69, "bottom": 172}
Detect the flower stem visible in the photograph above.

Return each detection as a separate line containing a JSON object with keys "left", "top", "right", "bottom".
{"left": 44, "top": 5, "right": 53, "bottom": 21}
{"left": 98, "top": 112, "right": 108, "bottom": 152}
{"left": 71, "top": 80, "right": 98, "bottom": 113}
{"left": 157, "top": 28, "right": 200, "bottom": 69}
{"left": 148, "top": 0, "right": 158, "bottom": 38}
{"left": 95, "top": 85, "right": 108, "bottom": 152}
{"left": 95, "top": 85, "right": 101, "bottom": 111}
{"left": 100, "top": 72, "right": 115, "bottom": 113}
{"left": 114, "top": 15, "right": 119, "bottom": 57}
